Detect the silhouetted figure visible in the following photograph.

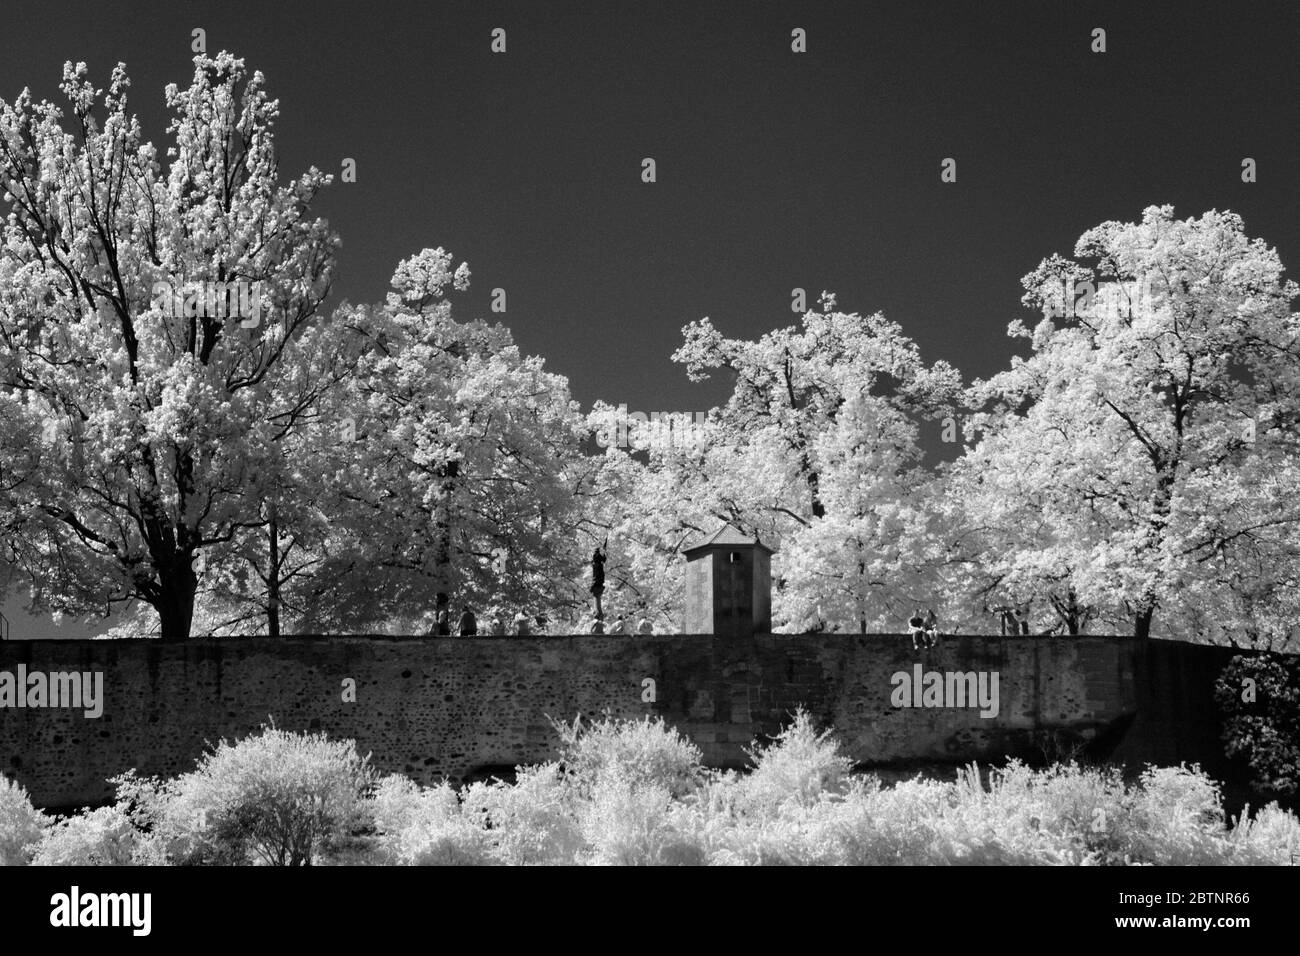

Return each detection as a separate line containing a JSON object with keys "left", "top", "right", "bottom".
{"left": 609, "top": 616, "right": 628, "bottom": 634}
{"left": 922, "top": 608, "right": 938, "bottom": 647}
{"left": 1012, "top": 608, "right": 1029, "bottom": 636}
{"left": 458, "top": 608, "right": 477, "bottom": 636}
{"left": 588, "top": 618, "right": 606, "bottom": 634}
{"left": 513, "top": 611, "right": 531, "bottom": 636}
{"left": 996, "top": 607, "right": 1016, "bottom": 636}
{"left": 907, "top": 610, "right": 926, "bottom": 650}
{"left": 489, "top": 615, "right": 506, "bottom": 636}
{"left": 636, "top": 618, "right": 654, "bottom": 635}
{"left": 995, "top": 605, "right": 1031, "bottom": 636}
{"left": 590, "top": 547, "right": 606, "bottom": 626}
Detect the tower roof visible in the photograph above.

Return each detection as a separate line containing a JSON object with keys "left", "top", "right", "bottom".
{"left": 682, "top": 522, "right": 775, "bottom": 556}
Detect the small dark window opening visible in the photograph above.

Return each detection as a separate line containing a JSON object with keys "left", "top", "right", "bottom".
{"left": 729, "top": 551, "right": 741, "bottom": 563}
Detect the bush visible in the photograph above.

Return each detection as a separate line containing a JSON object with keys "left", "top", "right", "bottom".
{"left": 1226, "top": 802, "right": 1300, "bottom": 864}
{"left": 967, "top": 760, "right": 1132, "bottom": 864}
{"left": 32, "top": 805, "right": 139, "bottom": 866}
{"left": 104, "top": 770, "right": 225, "bottom": 866}
{"left": 461, "top": 763, "right": 584, "bottom": 865}
{"left": 0, "top": 775, "right": 45, "bottom": 866}
{"left": 1124, "top": 765, "right": 1232, "bottom": 864}
{"left": 551, "top": 714, "right": 703, "bottom": 799}
{"left": 737, "top": 708, "right": 855, "bottom": 812}
{"left": 28, "top": 773, "right": 173, "bottom": 866}
{"left": 165, "top": 725, "right": 375, "bottom": 866}
{"left": 369, "top": 774, "right": 494, "bottom": 865}
{"left": 1215, "top": 653, "right": 1300, "bottom": 797}
{"left": 16, "top": 714, "right": 1300, "bottom": 866}
{"left": 578, "top": 770, "right": 707, "bottom": 866}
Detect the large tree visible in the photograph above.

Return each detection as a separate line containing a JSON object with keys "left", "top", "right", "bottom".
{"left": 959, "top": 206, "right": 1300, "bottom": 643}
{"left": 590, "top": 296, "right": 959, "bottom": 633}
{"left": 288, "top": 248, "right": 593, "bottom": 634}
{"left": 0, "top": 54, "right": 338, "bottom": 640}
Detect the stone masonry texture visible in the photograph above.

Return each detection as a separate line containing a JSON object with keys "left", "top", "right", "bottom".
{"left": 0, "top": 633, "right": 1241, "bottom": 809}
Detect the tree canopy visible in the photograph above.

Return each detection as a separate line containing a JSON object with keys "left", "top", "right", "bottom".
{"left": 2, "top": 56, "right": 1297, "bottom": 646}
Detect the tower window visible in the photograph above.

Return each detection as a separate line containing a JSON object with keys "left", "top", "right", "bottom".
{"left": 729, "top": 551, "right": 741, "bottom": 563}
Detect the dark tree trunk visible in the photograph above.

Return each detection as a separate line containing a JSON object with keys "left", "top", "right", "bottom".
{"left": 1134, "top": 605, "right": 1154, "bottom": 639}
{"left": 805, "top": 464, "right": 825, "bottom": 519}
{"left": 156, "top": 563, "right": 197, "bottom": 642}
{"left": 267, "top": 500, "right": 281, "bottom": 639}
{"left": 433, "top": 460, "right": 460, "bottom": 635}
{"left": 857, "top": 556, "right": 867, "bottom": 633}
{"left": 1065, "top": 588, "right": 1082, "bottom": 635}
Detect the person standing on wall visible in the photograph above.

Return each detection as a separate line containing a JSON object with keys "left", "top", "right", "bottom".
{"left": 458, "top": 607, "right": 477, "bottom": 636}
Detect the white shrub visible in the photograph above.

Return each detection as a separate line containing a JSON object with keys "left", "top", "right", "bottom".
{"left": 0, "top": 775, "right": 45, "bottom": 866}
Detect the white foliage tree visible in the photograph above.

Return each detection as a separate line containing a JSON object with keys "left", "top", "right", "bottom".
{"left": 291, "top": 248, "right": 593, "bottom": 634}
{"left": 0, "top": 53, "right": 338, "bottom": 640}
{"left": 956, "top": 206, "right": 1300, "bottom": 644}
{"left": 592, "top": 298, "right": 960, "bottom": 633}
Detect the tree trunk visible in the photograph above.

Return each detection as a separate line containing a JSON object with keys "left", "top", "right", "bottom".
{"left": 1134, "top": 605, "right": 1154, "bottom": 639}
{"left": 267, "top": 500, "right": 281, "bottom": 639}
{"left": 804, "top": 463, "right": 825, "bottom": 519}
{"left": 156, "top": 564, "right": 197, "bottom": 642}
{"left": 433, "top": 460, "right": 459, "bottom": 635}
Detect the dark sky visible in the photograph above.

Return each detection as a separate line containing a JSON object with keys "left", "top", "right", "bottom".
{"left": 3, "top": 1, "right": 1297, "bottom": 425}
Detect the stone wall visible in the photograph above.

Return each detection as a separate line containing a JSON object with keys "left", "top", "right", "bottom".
{"left": 0, "top": 633, "right": 1240, "bottom": 809}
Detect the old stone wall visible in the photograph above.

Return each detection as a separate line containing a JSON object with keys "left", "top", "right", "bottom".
{"left": 0, "top": 633, "right": 1235, "bottom": 809}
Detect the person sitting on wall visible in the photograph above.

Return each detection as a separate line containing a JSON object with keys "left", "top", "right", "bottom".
{"left": 489, "top": 614, "right": 507, "bottom": 636}
{"left": 922, "top": 608, "right": 939, "bottom": 648}
{"left": 458, "top": 607, "right": 477, "bottom": 636}
{"left": 636, "top": 617, "right": 654, "bottom": 635}
{"left": 608, "top": 616, "right": 628, "bottom": 634}
{"left": 907, "top": 610, "right": 927, "bottom": 650}
{"left": 588, "top": 617, "right": 606, "bottom": 634}
{"left": 513, "top": 610, "right": 531, "bottom": 636}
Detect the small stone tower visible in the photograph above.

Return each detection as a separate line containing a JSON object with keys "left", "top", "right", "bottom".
{"left": 682, "top": 523, "right": 774, "bottom": 636}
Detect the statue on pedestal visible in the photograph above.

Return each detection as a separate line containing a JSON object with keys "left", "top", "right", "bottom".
{"left": 590, "top": 546, "right": 606, "bottom": 625}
